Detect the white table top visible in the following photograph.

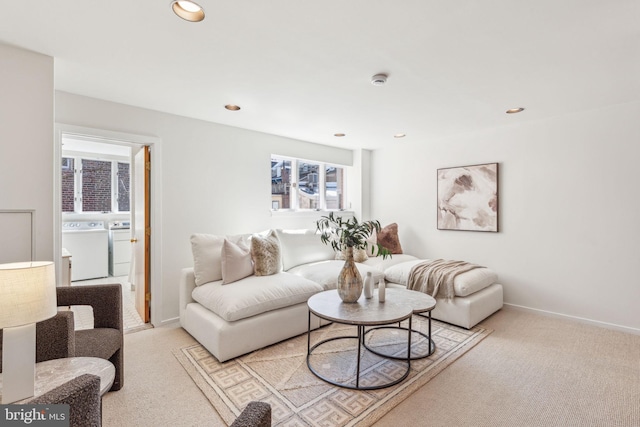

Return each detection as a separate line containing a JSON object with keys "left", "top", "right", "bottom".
{"left": 384, "top": 288, "right": 437, "bottom": 313}
{"left": 0, "top": 357, "right": 115, "bottom": 403}
{"left": 308, "top": 289, "right": 413, "bottom": 325}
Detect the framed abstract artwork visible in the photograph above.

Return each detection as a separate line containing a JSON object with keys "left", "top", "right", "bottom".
{"left": 437, "top": 163, "right": 499, "bottom": 232}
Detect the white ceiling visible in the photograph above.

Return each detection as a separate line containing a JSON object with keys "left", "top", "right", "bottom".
{"left": 1, "top": 1, "right": 638, "bottom": 150}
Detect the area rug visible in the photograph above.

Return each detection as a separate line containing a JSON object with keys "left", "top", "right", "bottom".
{"left": 174, "top": 316, "right": 491, "bottom": 427}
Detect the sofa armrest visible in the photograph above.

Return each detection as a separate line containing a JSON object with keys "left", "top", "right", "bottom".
{"left": 179, "top": 268, "right": 197, "bottom": 321}
{"left": 56, "top": 285, "right": 123, "bottom": 331}
{"left": 36, "top": 311, "right": 76, "bottom": 363}
{"left": 28, "top": 374, "right": 101, "bottom": 427}
{"left": 230, "top": 401, "right": 271, "bottom": 427}
{"left": 0, "top": 311, "right": 75, "bottom": 372}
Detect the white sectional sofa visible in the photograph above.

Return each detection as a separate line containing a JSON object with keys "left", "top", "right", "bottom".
{"left": 179, "top": 229, "right": 503, "bottom": 362}
{"left": 381, "top": 259, "right": 504, "bottom": 329}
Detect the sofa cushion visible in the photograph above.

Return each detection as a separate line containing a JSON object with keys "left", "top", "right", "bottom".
{"left": 377, "top": 223, "right": 403, "bottom": 254}
{"left": 251, "top": 230, "right": 281, "bottom": 276}
{"left": 276, "top": 229, "right": 336, "bottom": 271}
{"left": 191, "top": 234, "right": 224, "bottom": 286}
{"left": 362, "top": 253, "right": 419, "bottom": 271}
{"left": 191, "top": 273, "right": 322, "bottom": 322}
{"left": 221, "top": 238, "right": 254, "bottom": 284}
{"left": 288, "top": 260, "right": 385, "bottom": 291}
{"left": 74, "top": 328, "right": 121, "bottom": 360}
{"left": 384, "top": 260, "right": 498, "bottom": 297}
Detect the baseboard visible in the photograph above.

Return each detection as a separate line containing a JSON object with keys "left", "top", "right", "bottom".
{"left": 503, "top": 303, "right": 640, "bottom": 336}
{"left": 158, "top": 317, "right": 180, "bottom": 327}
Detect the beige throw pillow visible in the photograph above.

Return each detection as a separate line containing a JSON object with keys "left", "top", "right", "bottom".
{"left": 335, "top": 247, "right": 369, "bottom": 263}
{"left": 250, "top": 230, "right": 281, "bottom": 276}
{"left": 221, "top": 238, "right": 254, "bottom": 284}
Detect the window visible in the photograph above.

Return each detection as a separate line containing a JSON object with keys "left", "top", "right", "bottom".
{"left": 325, "top": 166, "right": 344, "bottom": 210}
{"left": 62, "top": 156, "right": 130, "bottom": 213}
{"left": 61, "top": 158, "right": 75, "bottom": 212}
{"left": 117, "top": 162, "right": 130, "bottom": 212}
{"left": 271, "top": 159, "right": 292, "bottom": 210}
{"left": 271, "top": 156, "right": 345, "bottom": 211}
{"left": 81, "top": 159, "right": 112, "bottom": 212}
{"left": 298, "top": 162, "right": 319, "bottom": 209}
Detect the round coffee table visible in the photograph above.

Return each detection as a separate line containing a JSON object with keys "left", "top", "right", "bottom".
{"left": 364, "top": 288, "right": 437, "bottom": 360}
{"left": 307, "top": 290, "right": 414, "bottom": 390}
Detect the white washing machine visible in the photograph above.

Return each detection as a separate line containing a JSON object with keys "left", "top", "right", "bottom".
{"left": 62, "top": 221, "right": 108, "bottom": 281}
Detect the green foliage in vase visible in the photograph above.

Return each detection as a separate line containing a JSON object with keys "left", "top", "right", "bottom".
{"left": 316, "top": 212, "right": 391, "bottom": 259}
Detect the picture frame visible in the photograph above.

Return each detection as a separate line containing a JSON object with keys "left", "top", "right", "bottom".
{"left": 437, "top": 163, "right": 499, "bottom": 232}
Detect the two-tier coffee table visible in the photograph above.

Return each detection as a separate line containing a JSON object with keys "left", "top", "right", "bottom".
{"left": 307, "top": 290, "right": 414, "bottom": 390}
{"left": 364, "top": 287, "right": 437, "bottom": 360}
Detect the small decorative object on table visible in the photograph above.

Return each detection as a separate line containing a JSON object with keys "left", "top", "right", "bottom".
{"left": 363, "top": 272, "right": 373, "bottom": 299}
{"left": 316, "top": 212, "right": 391, "bottom": 303}
{"left": 378, "top": 279, "right": 386, "bottom": 302}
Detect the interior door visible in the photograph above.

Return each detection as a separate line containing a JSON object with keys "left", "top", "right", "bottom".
{"left": 132, "top": 145, "right": 151, "bottom": 322}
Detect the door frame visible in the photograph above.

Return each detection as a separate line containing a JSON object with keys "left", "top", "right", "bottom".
{"left": 53, "top": 123, "right": 162, "bottom": 327}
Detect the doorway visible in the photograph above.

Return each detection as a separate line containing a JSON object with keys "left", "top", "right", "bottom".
{"left": 54, "top": 125, "right": 161, "bottom": 330}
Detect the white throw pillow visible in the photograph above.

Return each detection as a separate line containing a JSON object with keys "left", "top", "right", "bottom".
{"left": 365, "top": 228, "right": 378, "bottom": 256}
{"left": 221, "top": 238, "right": 254, "bottom": 284}
{"left": 276, "top": 229, "right": 336, "bottom": 271}
{"left": 190, "top": 234, "right": 224, "bottom": 286}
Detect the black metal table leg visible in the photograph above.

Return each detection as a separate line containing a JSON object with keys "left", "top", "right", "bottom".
{"left": 364, "top": 313, "right": 436, "bottom": 360}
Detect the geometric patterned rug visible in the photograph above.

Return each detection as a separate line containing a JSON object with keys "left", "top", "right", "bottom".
{"left": 174, "top": 317, "right": 491, "bottom": 426}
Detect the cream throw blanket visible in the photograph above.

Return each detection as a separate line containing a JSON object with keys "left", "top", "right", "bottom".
{"left": 408, "top": 259, "right": 484, "bottom": 299}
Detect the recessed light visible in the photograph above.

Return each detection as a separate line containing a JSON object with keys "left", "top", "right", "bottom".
{"left": 225, "top": 105, "right": 241, "bottom": 111}
{"left": 394, "top": 133, "right": 406, "bottom": 138}
{"left": 506, "top": 107, "right": 525, "bottom": 114}
{"left": 171, "top": 1, "right": 205, "bottom": 22}
{"left": 334, "top": 133, "right": 346, "bottom": 137}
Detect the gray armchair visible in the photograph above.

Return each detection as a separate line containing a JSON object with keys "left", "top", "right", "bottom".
{"left": 28, "top": 374, "right": 102, "bottom": 427}
{"left": 0, "top": 284, "right": 124, "bottom": 392}
{"left": 230, "top": 401, "right": 271, "bottom": 427}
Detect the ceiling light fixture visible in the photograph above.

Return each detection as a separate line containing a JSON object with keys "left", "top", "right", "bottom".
{"left": 171, "top": 1, "right": 205, "bottom": 22}
{"left": 394, "top": 133, "right": 406, "bottom": 138}
{"left": 225, "top": 104, "right": 241, "bottom": 111}
{"left": 371, "top": 73, "right": 388, "bottom": 86}
{"left": 506, "top": 107, "right": 525, "bottom": 114}
{"left": 334, "top": 133, "right": 346, "bottom": 137}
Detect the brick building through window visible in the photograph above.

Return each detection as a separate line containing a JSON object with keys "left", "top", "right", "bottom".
{"left": 62, "top": 156, "right": 130, "bottom": 213}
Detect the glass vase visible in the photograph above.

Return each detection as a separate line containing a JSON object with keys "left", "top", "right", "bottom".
{"left": 337, "top": 246, "right": 363, "bottom": 303}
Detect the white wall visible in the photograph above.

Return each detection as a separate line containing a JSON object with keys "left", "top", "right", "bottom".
{"left": 370, "top": 102, "right": 640, "bottom": 333}
{"left": 0, "top": 44, "right": 54, "bottom": 262}
{"left": 55, "top": 92, "right": 354, "bottom": 324}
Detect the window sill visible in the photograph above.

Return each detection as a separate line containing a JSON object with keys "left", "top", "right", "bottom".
{"left": 270, "top": 209, "right": 353, "bottom": 218}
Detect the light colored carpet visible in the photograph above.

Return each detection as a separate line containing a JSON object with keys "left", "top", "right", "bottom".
{"left": 174, "top": 317, "right": 490, "bottom": 426}
{"left": 101, "top": 307, "right": 640, "bottom": 427}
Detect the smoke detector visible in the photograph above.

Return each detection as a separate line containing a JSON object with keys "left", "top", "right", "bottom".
{"left": 371, "top": 73, "right": 388, "bottom": 86}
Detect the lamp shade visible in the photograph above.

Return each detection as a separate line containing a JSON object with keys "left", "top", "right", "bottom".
{"left": 0, "top": 261, "right": 57, "bottom": 329}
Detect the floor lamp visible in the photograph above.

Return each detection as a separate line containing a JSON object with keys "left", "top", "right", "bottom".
{"left": 0, "top": 261, "right": 57, "bottom": 404}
